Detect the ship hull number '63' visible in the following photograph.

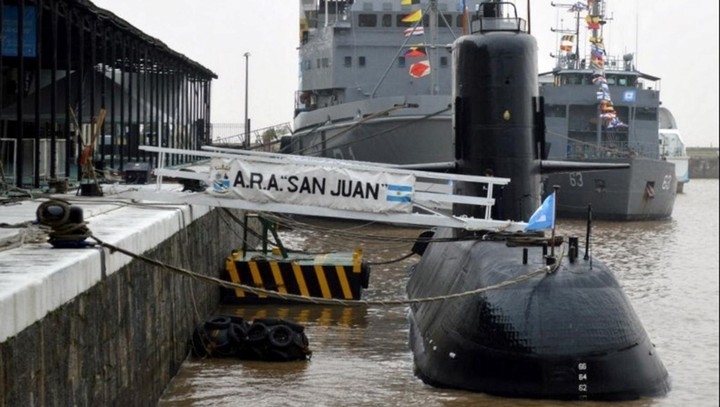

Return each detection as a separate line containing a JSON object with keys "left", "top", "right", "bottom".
{"left": 567, "top": 172, "right": 674, "bottom": 190}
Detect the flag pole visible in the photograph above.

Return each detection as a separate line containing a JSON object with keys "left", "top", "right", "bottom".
{"left": 550, "top": 185, "right": 560, "bottom": 257}
{"left": 584, "top": 204, "right": 593, "bottom": 270}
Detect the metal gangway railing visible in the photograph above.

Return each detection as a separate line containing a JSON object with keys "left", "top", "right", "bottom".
{"left": 122, "top": 145, "right": 528, "bottom": 232}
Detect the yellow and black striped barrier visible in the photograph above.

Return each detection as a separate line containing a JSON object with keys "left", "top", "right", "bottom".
{"left": 222, "top": 248, "right": 371, "bottom": 303}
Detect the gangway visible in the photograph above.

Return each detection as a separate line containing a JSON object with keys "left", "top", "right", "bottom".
{"left": 123, "top": 145, "right": 528, "bottom": 233}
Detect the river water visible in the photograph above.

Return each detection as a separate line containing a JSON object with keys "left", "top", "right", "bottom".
{"left": 158, "top": 179, "right": 719, "bottom": 407}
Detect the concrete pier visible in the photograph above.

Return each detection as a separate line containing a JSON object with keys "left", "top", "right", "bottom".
{"left": 0, "top": 190, "right": 252, "bottom": 405}
{"left": 687, "top": 147, "right": 719, "bottom": 179}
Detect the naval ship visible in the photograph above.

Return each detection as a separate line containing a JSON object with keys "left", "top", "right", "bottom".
{"left": 658, "top": 106, "right": 690, "bottom": 193}
{"left": 283, "top": 0, "right": 677, "bottom": 221}
{"left": 537, "top": 1, "right": 677, "bottom": 220}
{"left": 284, "top": 0, "right": 469, "bottom": 169}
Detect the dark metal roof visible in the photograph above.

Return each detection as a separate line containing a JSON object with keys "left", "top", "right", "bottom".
{"left": 77, "top": 0, "right": 218, "bottom": 79}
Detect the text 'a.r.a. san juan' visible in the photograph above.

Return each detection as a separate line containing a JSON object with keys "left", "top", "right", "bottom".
{"left": 231, "top": 171, "right": 382, "bottom": 200}
{"left": 207, "top": 158, "right": 415, "bottom": 214}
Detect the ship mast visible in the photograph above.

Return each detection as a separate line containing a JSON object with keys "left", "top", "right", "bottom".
{"left": 429, "top": 0, "right": 439, "bottom": 95}
{"left": 550, "top": 2, "right": 583, "bottom": 69}
{"left": 591, "top": 0, "right": 603, "bottom": 144}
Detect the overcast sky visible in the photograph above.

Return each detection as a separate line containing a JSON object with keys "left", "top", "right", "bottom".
{"left": 91, "top": 0, "right": 718, "bottom": 148}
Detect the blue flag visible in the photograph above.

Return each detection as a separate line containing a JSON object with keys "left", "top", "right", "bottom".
{"left": 525, "top": 192, "right": 556, "bottom": 232}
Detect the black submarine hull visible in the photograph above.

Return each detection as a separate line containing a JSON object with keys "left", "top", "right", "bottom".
{"left": 407, "top": 229, "right": 671, "bottom": 400}
{"left": 406, "top": 4, "right": 670, "bottom": 401}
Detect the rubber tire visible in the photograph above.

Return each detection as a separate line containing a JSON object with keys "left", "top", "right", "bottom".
{"left": 293, "top": 332, "right": 309, "bottom": 349}
{"left": 247, "top": 322, "right": 269, "bottom": 343}
{"left": 204, "top": 316, "right": 232, "bottom": 330}
{"left": 268, "top": 324, "right": 294, "bottom": 348}
{"left": 254, "top": 318, "right": 305, "bottom": 333}
{"left": 228, "top": 322, "right": 249, "bottom": 345}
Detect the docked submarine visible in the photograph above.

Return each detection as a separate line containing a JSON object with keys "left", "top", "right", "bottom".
{"left": 406, "top": 2, "right": 671, "bottom": 401}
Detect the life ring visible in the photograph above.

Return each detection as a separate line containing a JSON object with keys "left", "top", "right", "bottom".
{"left": 268, "top": 325, "right": 294, "bottom": 348}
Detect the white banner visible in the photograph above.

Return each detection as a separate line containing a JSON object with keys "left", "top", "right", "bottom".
{"left": 207, "top": 158, "right": 415, "bottom": 213}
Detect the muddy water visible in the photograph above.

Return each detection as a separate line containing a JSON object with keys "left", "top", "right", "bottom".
{"left": 159, "top": 179, "right": 719, "bottom": 407}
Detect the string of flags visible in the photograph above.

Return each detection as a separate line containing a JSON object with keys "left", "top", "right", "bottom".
{"left": 409, "top": 60, "right": 431, "bottom": 78}
{"left": 582, "top": 0, "right": 627, "bottom": 129}
{"left": 404, "top": 44, "right": 427, "bottom": 58}
{"left": 399, "top": 1, "right": 430, "bottom": 79}
{"left": 401, "top": 9, "right": 422, "bottom": 22}
{"left": 403, "top": 26, "right": 424, "bottom": 36}
{"left": 560, "top": 34, "right": 574, "bottom": 52}
{"left": 562, "top": 1, "right": 626, "bottom": 129}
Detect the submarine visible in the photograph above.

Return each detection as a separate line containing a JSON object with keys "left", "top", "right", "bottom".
{"left": 406, "top": 2, "right": 671, "bottom": 401}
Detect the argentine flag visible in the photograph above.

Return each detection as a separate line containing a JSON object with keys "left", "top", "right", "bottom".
{"left": 525, "top": 192, "right": 556, "bottom": 232}
{"left": 386, "top": 184, "right": 413, "bottom": 203}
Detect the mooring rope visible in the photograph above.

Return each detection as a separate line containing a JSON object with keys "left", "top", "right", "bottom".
{"left": 12, "top": 198, "right": 560, "bottom": 306}
{"left": 366, "top": 251, "right": 415, "bottom": 265}
{"left": 89, "top": 234, "right": 558, "bottom": 307}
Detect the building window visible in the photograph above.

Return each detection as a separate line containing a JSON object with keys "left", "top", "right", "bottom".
{"left": 440, "top": 56, "right": 448, "bottom": 67}
{"left": 317, "top": 59, "right": 321, "bottom": 68}
{"left": 546, "top": 104, "right": 566, "bottom": 118}
{"left": 359, "top": 56, "right": 366, "bottom": 67}
{"left": 344, "top": 56, "right": 352, "bottom": 67}
{"left": 382, "top": 14, "right": 393, "bottom": 27}
{"left": 322, "top": 58, "right": 329, "bottom": 68}
{"left": 358, "top": 14, "right": 377, "bottom": 27}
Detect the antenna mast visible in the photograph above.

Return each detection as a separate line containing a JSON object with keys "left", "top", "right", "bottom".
{"left": 550, "top": 2, "right": 583, "bottom": 69}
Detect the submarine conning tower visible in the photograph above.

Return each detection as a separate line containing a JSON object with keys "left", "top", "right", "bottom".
{"left": 452, "top": 2, "right": 542, "bottom": 222}
{"left": 406, "top": 1, "right": 671, "bottom": 401}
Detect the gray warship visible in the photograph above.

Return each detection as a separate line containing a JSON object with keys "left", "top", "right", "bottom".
{"left": 284, "top": 0, "right": 466, "bottom": 169}
{"left": 284, "top": 0, "right": 676, "bottom": 220}
{"left": 538, "top": 1, "right": 676, "bottom": 220}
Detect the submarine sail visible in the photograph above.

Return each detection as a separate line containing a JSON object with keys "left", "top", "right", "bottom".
{"left": 406, "top": 2, "right": 670, "bottom": 401}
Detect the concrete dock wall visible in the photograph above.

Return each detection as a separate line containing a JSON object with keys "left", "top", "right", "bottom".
{"left": 0, "top": 203, "right": 252, "bottom": 406}
{"left": 687, "top": 147, "right": 719, "bottom": 179}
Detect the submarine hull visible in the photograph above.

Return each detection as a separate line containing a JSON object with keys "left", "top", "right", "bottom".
{"left": 407, "top": 230, "right": 671, "bottom": 400}
{"left": 406, "top": 4, "right": 670, "bottom": 401}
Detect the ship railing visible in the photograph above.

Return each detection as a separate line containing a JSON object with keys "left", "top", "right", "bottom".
{"left": 566, "top": 139, "right": 663, "bottom": 160}
{"left": 211, "top": 123, "right": 292, "bottom": 150}
{"left": 470, "top": 2, "right": 526, "bottom": 34}
{"left": 123, "top": 145, "right": 527, "bottom": 233}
